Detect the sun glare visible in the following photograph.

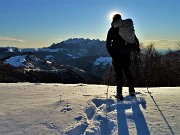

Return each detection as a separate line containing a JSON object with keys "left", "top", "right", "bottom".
{"left": 108, "top": 11, "right": 122, "bottom": 21}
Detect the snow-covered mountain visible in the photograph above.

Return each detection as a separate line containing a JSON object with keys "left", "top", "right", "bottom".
{"left": 4, "top": 54, "right": 56, "bottom": 71}
{"left": 1, "top": 52, "right": 100, "bottom": 83}
{"left": 48, "top": 38, "right": 108, "bottom": 57}
{"left": 0, "top": 38, "right": 109, "bottom": 65}
{"left": 0, "top": 38, "right": 111, "bottom": 83}
{"left": 1, "top": 38, "right": 180, "bottom": 86}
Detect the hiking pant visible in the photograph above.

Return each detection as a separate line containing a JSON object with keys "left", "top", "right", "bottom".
{"left": 112, "top": 54, "right": 135, "bottom": 94}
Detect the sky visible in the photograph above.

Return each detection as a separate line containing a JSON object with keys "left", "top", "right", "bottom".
{"left": 0, "top": 0, "right": 179, "bottom": 50}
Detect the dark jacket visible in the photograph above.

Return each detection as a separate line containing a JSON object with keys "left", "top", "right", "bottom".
{"left": 106, "top": 26, "right": 140, "bottom": 58}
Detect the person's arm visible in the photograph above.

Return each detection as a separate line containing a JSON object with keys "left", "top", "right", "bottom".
{"left": 106, "top": 28, "right": 113, "bottom": 56}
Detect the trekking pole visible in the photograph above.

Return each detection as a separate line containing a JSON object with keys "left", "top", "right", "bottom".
{"left": 145, "top": 66, "right": 174, "bottom": 135}
{"left": 106, "top": 63, "right": 113, "bottom": 99}
{"left": 146, "top": 87, "right": 174, "bottom": 135}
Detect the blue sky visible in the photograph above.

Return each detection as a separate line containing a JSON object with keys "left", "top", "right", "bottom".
{"left": 0, "top": 0, "right": 179, "bottom": 49}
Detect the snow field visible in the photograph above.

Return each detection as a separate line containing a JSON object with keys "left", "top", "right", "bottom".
{"left": 0, "top": 83, "right": 179, "bottom": 135}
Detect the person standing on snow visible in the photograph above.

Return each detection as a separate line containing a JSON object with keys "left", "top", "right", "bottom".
{"left": 106, "top": 14, "right": 140, "bottom": 100}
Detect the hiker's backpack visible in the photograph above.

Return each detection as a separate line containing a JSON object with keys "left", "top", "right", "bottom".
{"left": 113, "top": 19, "right": 135, "bottom": 44}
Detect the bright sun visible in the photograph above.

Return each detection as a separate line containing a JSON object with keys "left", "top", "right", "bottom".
{"left": 108, "top": 11, "right": 122, "bottom": 21}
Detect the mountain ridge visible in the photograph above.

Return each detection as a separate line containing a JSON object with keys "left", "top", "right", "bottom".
{"left": 0, "top": 38, "right": 109, "bottom": 83}
{"left": 0, "top": 38, "right": 179, "bottom": 86}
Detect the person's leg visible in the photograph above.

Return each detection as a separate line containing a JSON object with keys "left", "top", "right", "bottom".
{"left": 113, "top": 59, "right": 123, "bottom": 94}
{"left": 124, "top": 69, "right": 135, "bottom": 93}
{"left": 123, "top": 55, "right": 135, "bottom": 93}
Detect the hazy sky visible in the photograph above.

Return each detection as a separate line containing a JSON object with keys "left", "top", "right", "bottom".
{"left": 0, "top": 0, "right": 179, "bottom": 49}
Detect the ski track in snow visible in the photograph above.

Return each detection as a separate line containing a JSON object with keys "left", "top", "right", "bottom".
{"left": 0, "top": 83, "right": 179, "bottom": 135}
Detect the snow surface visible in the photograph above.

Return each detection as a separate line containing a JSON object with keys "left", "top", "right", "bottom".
{"left": 94, "top": 56, "right": 112, "bottom": 66}
{"left": 4, "top": 55, "right": 27, "bottom": 67}
{"left": 0, "top": 83, "right": 179, "bottom": 135}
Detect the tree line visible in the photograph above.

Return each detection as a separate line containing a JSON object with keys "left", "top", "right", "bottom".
{"left": 102, "top": 43, "right": 180, "bottom": 87}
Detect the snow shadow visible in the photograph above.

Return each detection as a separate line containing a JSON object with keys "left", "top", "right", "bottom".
{"left": 117, "top": 96, "right": 150, "bottom": 135}
{"left": 65, "top": 95, "right": 149, "bottom": 135}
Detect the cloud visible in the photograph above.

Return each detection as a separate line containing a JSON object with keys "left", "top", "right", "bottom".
{"left": 0, "top": 37, "right": 24, "bottom": 43}
{"left": 144, "top": 39, "right": 178, "bottom": 43}
{"left": 142, "top": 39, "right": 180, "bottom": 50}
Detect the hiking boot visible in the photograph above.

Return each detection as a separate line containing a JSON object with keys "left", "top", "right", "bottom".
{"left": 115, "top": 93, "right": 124, "bottom": 100}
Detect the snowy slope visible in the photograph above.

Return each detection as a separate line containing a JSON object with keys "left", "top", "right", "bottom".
{"left": 94, "top": 56, "right": 112, "bottom": 66}
{"left": 4, "top": 54, "right": 57, "bottom": 71}
{"left": 4, "top": 55, "right": 27, "bottom": 67}
{"left": 0, "top": 83, "right": 179, "bottom": 135}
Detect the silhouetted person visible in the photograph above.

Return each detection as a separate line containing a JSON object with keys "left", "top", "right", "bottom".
{"left": 106, "top": 14, "right": 140, "bottom": 100}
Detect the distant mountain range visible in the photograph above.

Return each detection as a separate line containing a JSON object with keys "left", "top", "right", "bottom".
{"left": 1, "top": 38, "right": 179, "bottom": 84}
{"left": 0, "top": 38, "right": 111, "bottom": 83}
